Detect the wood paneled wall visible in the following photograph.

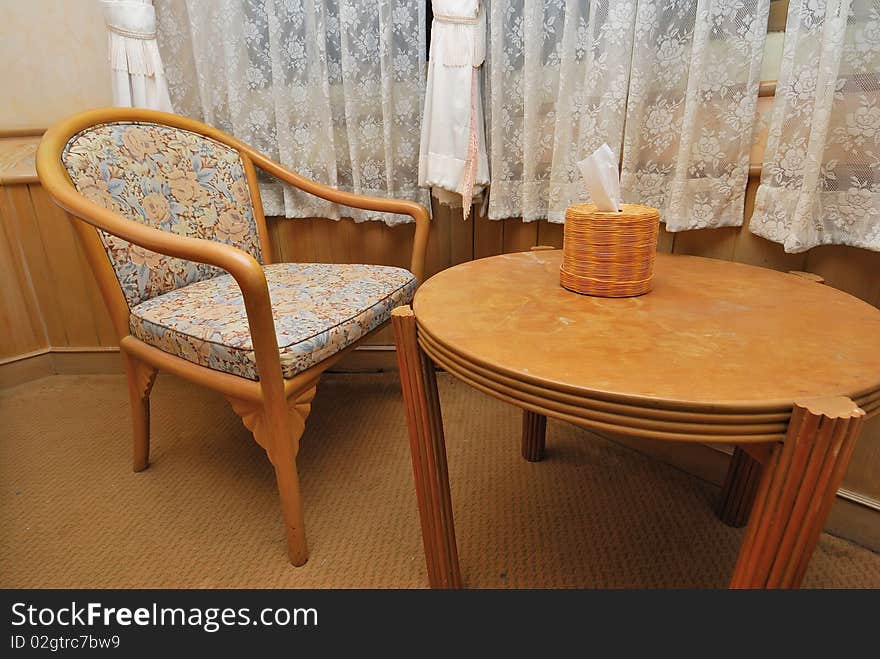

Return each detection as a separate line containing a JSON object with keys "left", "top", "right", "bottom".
{"left": 438, "top": 183, "right": 880, "bottom": 307}
{"left": 0, "top": 180, "right": 116, "bottom": 361}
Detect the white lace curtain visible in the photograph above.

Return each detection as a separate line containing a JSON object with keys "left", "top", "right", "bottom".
{"left": 485, "top": 1, "right": 638, "bottom": 221}
{"left": 148, "top": 0, "right": 877, "bottom": 248}
{"left": 750, "top": 0, "right": 880, "bottom": 252}
{"left": 621, "top": 0, "right": 769, "bottom": 231}
{"left": 102, "top": 0, "right": 173, "bottom": 111}
{"left": 485, "top": 0, "right": 768, "bottom": 227}
{"left": 154, "top": 0, "right": 428, "bottom": 225}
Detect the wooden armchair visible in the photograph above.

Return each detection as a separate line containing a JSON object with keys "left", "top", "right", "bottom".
{"left": 36, "top": 108, "right": 429, "bottom": 566}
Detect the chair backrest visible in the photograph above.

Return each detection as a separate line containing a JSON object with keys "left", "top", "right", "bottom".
{"left": 61, "top": 121, "right": 264, "bottom": 307}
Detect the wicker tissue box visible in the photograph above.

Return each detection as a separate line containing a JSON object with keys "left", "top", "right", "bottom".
{"left": 560, "top": 203, "right": 660, "bottom": 298}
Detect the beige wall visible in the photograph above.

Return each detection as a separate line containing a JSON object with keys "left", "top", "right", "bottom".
{"left": 0, "top": 0, "right": 111, "bottom": 130}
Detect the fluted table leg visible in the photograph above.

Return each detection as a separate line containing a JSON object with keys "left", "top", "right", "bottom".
{"left": 521, "top": 410, "right": 547, "bottom": 462}
{"left": 730, "top": 397, "right": 865, "bottom": 589}
{"left": 716, "top": 447, "right": 764, "bottom": 527}
{"left": 392, "top": 306, "right": 462, "bottom": 589}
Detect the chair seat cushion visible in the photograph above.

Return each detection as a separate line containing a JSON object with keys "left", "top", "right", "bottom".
{"left": 129, "top": 263, "right": 417, "bottom": 380}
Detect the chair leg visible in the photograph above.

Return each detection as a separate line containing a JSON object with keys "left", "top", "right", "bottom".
{"left": 123, "top": 353, "right": 157, "bottom": 472}
{"left": 228, "top": 386, "right": 316, "bottom": 566}
{"left": 272, "top": 444, "right": 308, "bottom": 566}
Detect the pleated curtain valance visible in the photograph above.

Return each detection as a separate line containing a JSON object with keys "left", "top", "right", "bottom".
{"left": 419, "top": 0, "right": 490, "bottom": 219}
{"left": 102, "top": 0, "right": 173, "bottom": 112}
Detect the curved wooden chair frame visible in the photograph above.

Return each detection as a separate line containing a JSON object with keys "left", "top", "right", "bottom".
{"left": 36, "top": 107, "right": 430, "bottom": 566}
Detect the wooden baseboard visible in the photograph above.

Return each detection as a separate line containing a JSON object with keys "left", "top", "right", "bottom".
{"left": 600, "top": 431, "right": 734, "bottom": 486}
{"left": 0, "top": 349, "right": 54, "bottom": 388}
{"left": 598, "top": 431, "right": 880, "bottom": 553}
{"left": 331, "top": 345, "right": 399, "bottom": 372}
{"left": 51, "top": 348, "right": 124, "bottom": 375}
{"left": 827, "top": 492, "right": 880, "bottom": 553}
{"left": 0, "top": 347, "right": 129, "bottom": 387}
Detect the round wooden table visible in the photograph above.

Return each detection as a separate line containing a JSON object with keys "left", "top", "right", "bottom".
{"left": 391, "top": 250, "right": 880, "bottom": 589}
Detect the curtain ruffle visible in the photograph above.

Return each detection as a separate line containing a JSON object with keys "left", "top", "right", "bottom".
{"left": 750, "top": 0, "right": 880, "bottom": 253}
{"left": 102, "top": 0, "right": 173, "bottom": 112}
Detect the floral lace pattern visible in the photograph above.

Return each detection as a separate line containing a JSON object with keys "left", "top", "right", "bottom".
{"left": 485, "top": 0, "right": 767, "bottom": 230}
{"left": 621, "top": 0, "right": 769, "bottom": 231}
{"left": 154, "top": 0, "right": 429, "bottom": 226}
{"left": 485, "top": 1, "right": 637, "bottom": 222}
{"left": 129, "top": 262, "right": 417, "bottom": 380}
{"left": 751, "top": 0, "right": 880, "bottom": 252}
{"left": 62, "top": 121, "right": 263, "bottom": 307}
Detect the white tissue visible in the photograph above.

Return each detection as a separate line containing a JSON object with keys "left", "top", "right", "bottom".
{"left": 576, "top": 144, "right": 621, "bottom": 212}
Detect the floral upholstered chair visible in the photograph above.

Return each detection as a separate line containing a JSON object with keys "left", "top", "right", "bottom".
{"left": 36, "top": 108, "right": 429, "bottom": 566}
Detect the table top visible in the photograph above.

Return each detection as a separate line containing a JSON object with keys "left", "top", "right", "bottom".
{"left": 414, "top": 250, "right": 880, "bottom": 414}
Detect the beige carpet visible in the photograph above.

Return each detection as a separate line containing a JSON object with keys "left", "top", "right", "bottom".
{"left": 1, "top": 372, "right": 878, "bottom": 589}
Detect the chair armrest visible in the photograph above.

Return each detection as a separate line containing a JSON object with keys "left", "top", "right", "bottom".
{"left": 42, "top": 189, "right": 287, "bottom": 387}
{"left": 248, "top": 152, "right": 431, "bottom": 282}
